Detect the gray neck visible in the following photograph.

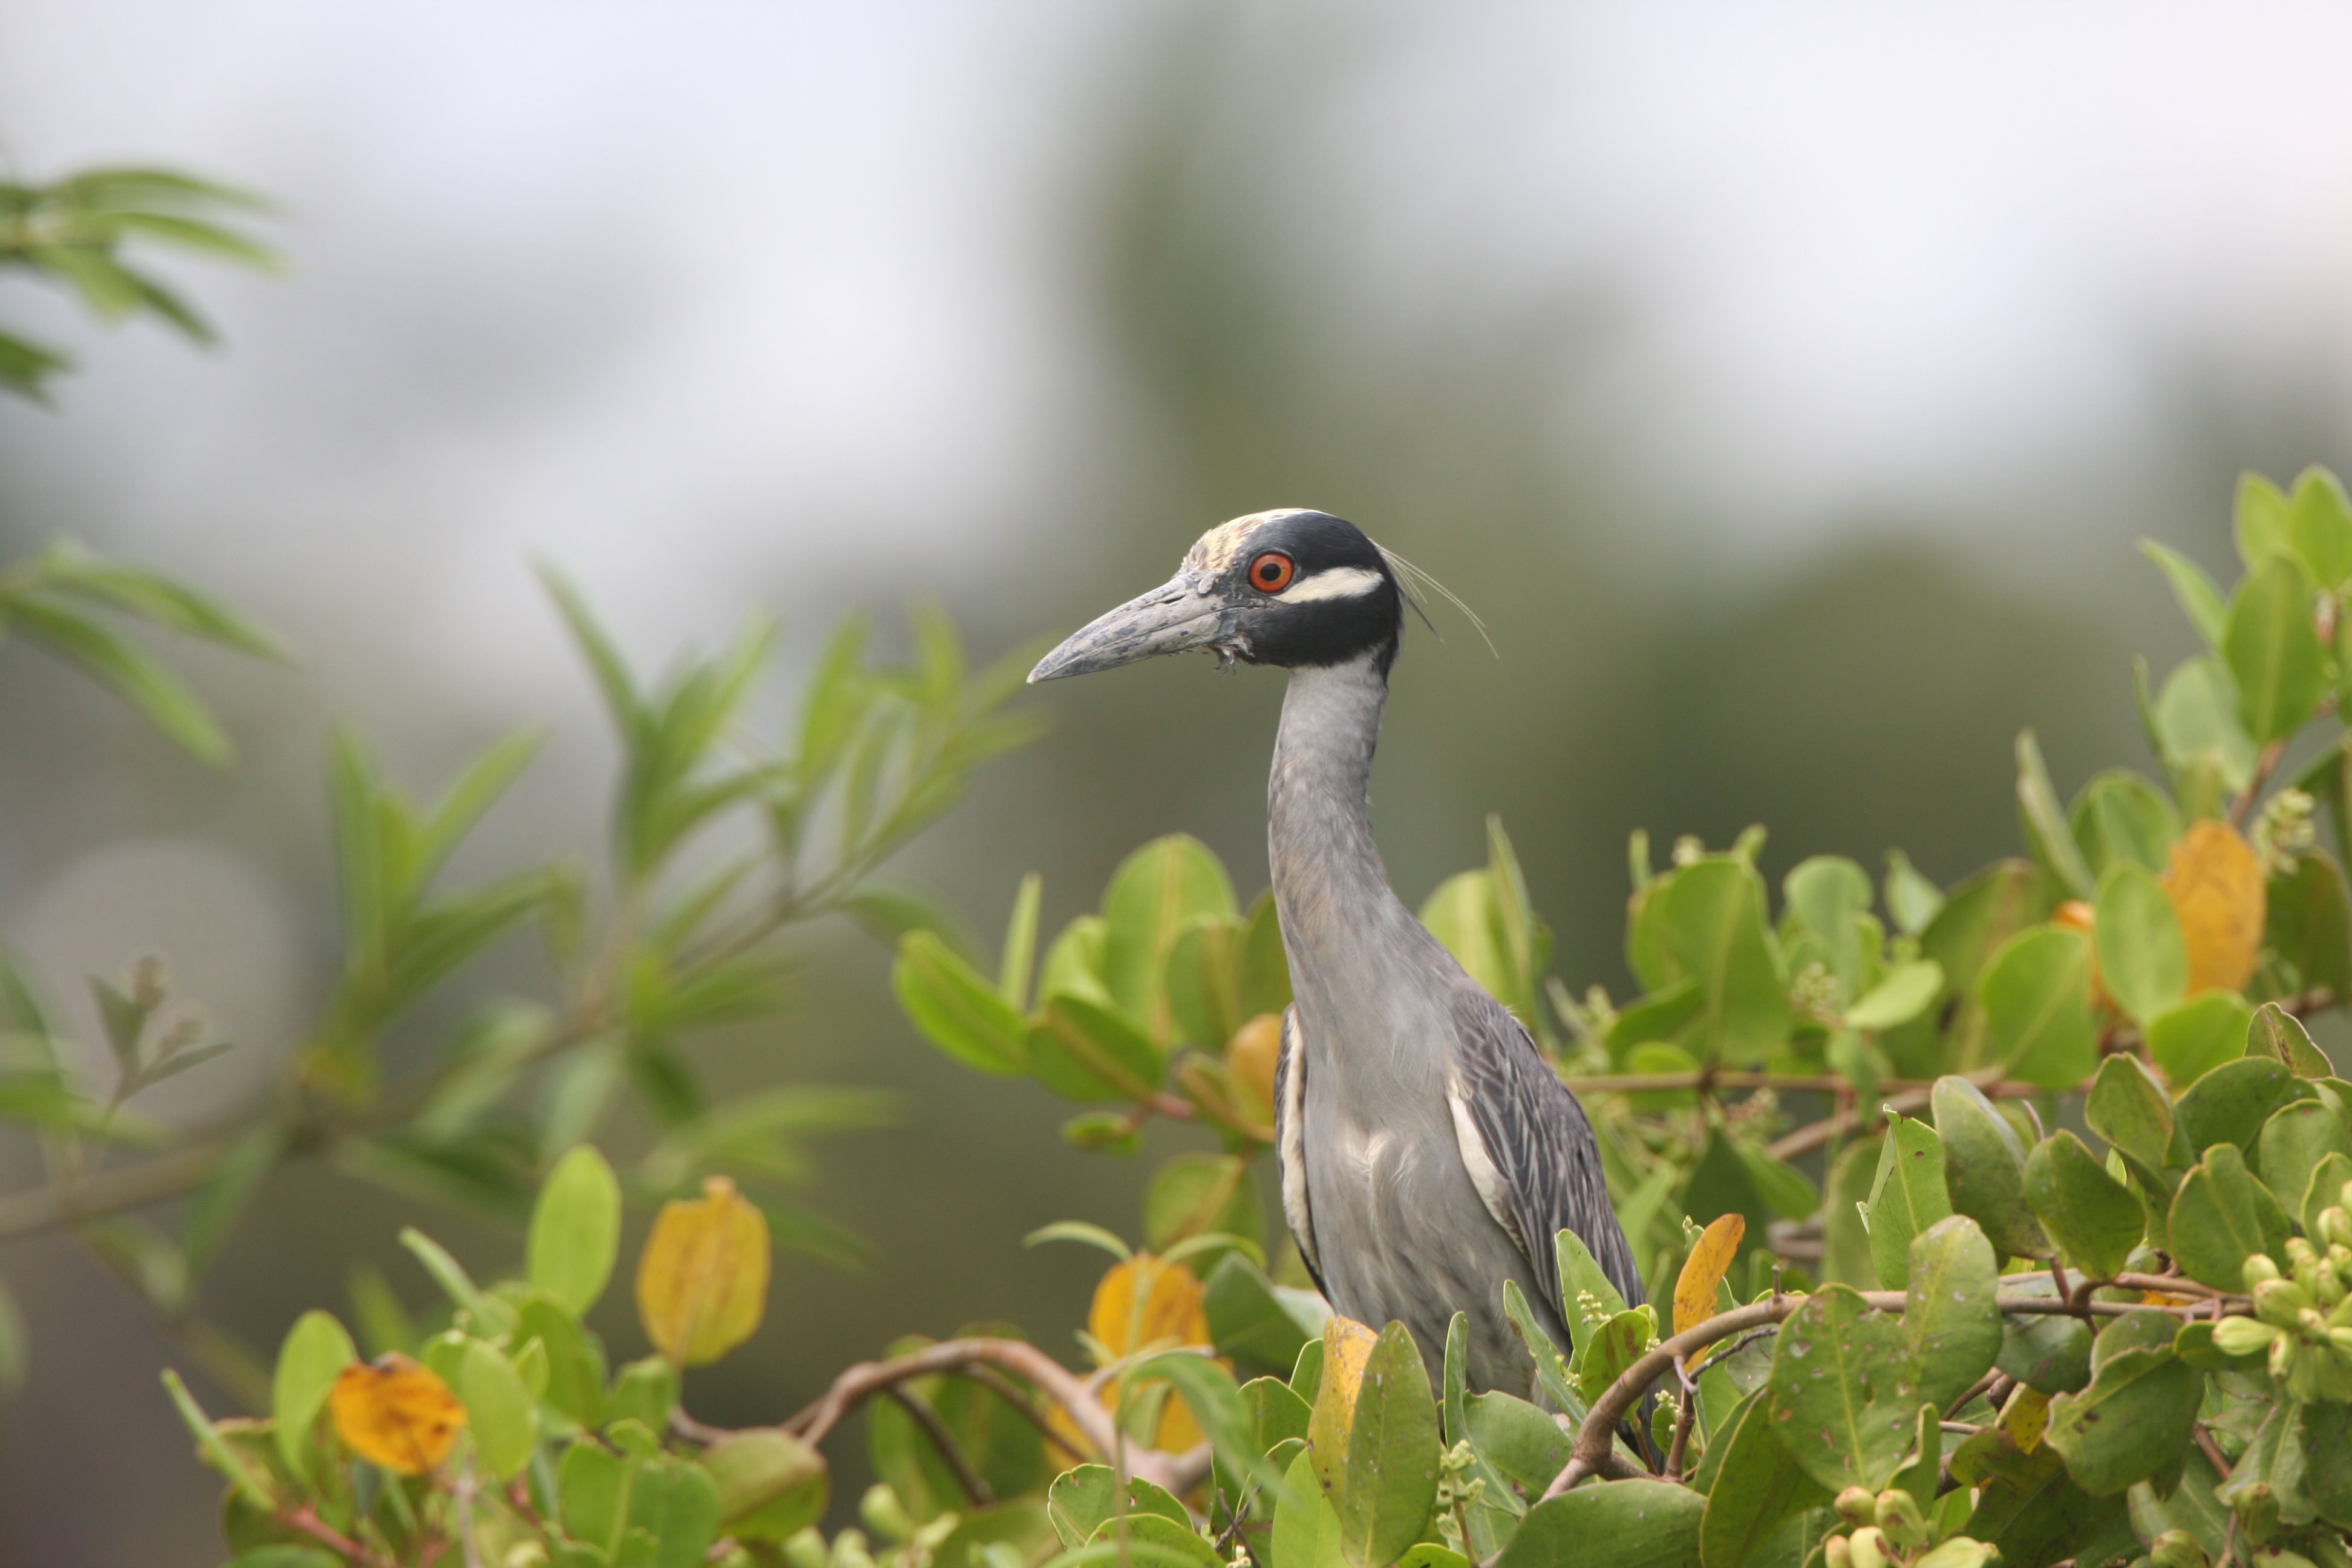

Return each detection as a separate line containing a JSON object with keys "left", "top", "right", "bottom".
{"left": 1267, "top": 650, "right": 1419, "bottom": 976}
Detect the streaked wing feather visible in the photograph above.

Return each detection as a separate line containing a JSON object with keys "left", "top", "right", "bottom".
{"left": 1272, "top": 1004, "right": 1328, "bottom": 1298}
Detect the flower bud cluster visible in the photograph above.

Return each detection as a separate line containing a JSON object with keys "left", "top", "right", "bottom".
{"left": 2229, "top": 1221, "right": 2352, "bottom": 1399}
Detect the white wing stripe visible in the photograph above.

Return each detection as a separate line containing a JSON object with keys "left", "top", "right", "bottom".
{"left": 1446, "top": 1077, "right": 1526, "bottom": 1255}
{"left": 1278, "top": 1008, "right": 1321, "bottom": 1281}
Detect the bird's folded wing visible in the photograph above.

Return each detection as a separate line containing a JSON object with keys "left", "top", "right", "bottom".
{"left": 1445, "top": 993, "right": 1645, "bottom": 1325}
{"left": 1272, "top": 1004, "right": 1328, "bottom": 1297}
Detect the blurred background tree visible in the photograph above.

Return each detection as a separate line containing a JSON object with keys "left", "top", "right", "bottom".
{"left": 9, "top": 4, "right": 2352, "bottom": 1563}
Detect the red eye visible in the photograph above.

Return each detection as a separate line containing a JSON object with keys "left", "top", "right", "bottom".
{"left": 1249, "top": 551, "right": 1296, "bottom": 593}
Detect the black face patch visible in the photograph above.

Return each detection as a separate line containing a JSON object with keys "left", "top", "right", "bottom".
{"left": 1220, "top": 512, "right": 1403, "bottom": 673}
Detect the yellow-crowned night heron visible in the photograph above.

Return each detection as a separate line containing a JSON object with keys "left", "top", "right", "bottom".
{"left": 1030, "top": 509, "right": 1643, "bottom": 1396}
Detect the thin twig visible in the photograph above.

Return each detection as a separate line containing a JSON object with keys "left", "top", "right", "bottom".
{"left": 281, "top": 1504, "right": 400, "bottom": 1568}
{"left": 1661, "top": 1359, "right": 1697, "bottom": 1480}
{"left": 1766, "top": 1066, "right": 2011, "bottom": 1161}
{"left": 884, "top": 1387, "right": 995, "bottom": 1507}
{"left": 2232, "top": 739, "right": 2290, "bottom": 826}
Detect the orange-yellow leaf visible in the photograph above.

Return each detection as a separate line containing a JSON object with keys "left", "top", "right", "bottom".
{"left": 1226, "top": 1014, "right": 1282, "bottom": 1123}
{"left": 328, "top": 1354, "right": 465, "bottom": 1475}
{"left": 636, "top": 1175, "right": 771, "bottom": 1367}
{"left": 2163, "top": 820, "right": 2264, "bottom": 996}
{"left": 1304, "top": 1315, "right": 1379, "bottom": 1489}
{"left": 1674, "top": 1213, "right": 1746, "bottom": 1337}
{"left": 1077, "top": 1253, "right": 1221, "bottom": 1451}
{"left": 1999, "top": 1384, "right": 2051, "bottom": 1453}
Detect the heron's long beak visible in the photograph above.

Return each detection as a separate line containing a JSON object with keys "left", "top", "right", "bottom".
{"left": 1028, "top": 572, "right": 1232, "bottom": 683}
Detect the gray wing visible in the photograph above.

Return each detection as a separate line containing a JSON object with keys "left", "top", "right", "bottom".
{"left": 1444, "top": 991, "right": 1646, "bottom": 1324}
{"left": 1271, "top": 1004, "right": 1328, "bottom": 1298}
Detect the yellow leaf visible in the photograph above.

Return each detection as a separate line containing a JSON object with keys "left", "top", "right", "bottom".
{"left": 1085, "top": 1252, "right": 1216, "bottom": 1451}
{"left": 636, "top": 1175, "right": 771, "bottom": 1367}
{"left": 2163, "top": 820, "right": 2264, "bottom": 996}
{"left": 1226, "top": 1013, "right": 1282, "bottom": 1123}
{"left": 1305, "top": 1315, "right": 1378, "bottom": 1491}
{"left": 1999, "top": 1384, "right": 2051, "bottom": 1453}
{"left": 1674, "top": 1213, "right": 1746, "bottom": 1338}
{"left": 329, "top": 1354, "right": 466, "bottom": 1475}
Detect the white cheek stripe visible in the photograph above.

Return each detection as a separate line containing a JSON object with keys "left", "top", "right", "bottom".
{"left": 1276, "top": 566, "right": 1385, "bottom": 604}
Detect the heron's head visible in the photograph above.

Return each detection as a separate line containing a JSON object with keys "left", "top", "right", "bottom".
{"left": 1028, "top": 509, "right": 1404, "bottom": 684}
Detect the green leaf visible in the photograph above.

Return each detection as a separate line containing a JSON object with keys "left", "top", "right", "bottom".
{"left": 2287, "top": 465, "right": 2352, "bottom": 587}
{"left": 1555, "top": 1227, "right": 1630, "bottom": 1362}
{"left": 1501, "top": 1279, "right": 1584, "bottom": 1417}
{"left": 1462, "top": 1390, "right": 1569, "bottom": 1494}
{"left": 1203, "top": 1253, "right": 1312, "bottom": 1378}
{"left": 2167, "top": 1143, "right": 2290, "bottom": 1290}
{"left": 2022, "top": 1132, "right": 2142, "bottom": 1281}
{"left": 1100, "top": 835, "right": 1237, "bottom": 1051}
{"left": 2177, "top": 1055, "right": 2304, "bottom": 1154}
{"left": 1272, "top": 1448, "right": 1346, "bottom": 1568}
{"left": 699, "top": 1429, "right": 828, "bottom": 1540}
{"left": 1902, "top": 1216, "right": 2001, "bottom": 1410}
{"left": 1164, "top": 914, "right": 1246, "bottom": 1051}
{"left": 2138, "top": 540, "right": 2230, "bottom": 646}
{"left": 1697, "top": 1387, "right": 1830, "bottom": 1568}
{"left": 1846, "top": 960, "right": 1942, "bottom": 1032}
{"left": 1975, "top": 926, "right": 2097, "bottom": 1088}
{"left": 2041, "top": 1347, "right": 2201, "bottom": 1497}
{"left": 2015, "top": 731, "right": 2096, "bottom": 900}
{"left": 1883, "top": 851, "right": 1945, "bottom": 938}
{"left": 2248, "top": 1000, "right": 2333, "bottom": 1078}
{"left": 1996, "top": 1310, "right": 2091, "bottom": 1395}
{"left": 1763, "top": 1284, "right": 1920, "bottom": 1493}
{"left": 1143, "top": 1152, "right": 1260, "bottom": 1256}
{"left": 2146, "top": 991, "right": 2254, "bottom": 1086}
{"left": 514, "top": 1295, "right": 606, "bottom": 1428}
{"left": 2224, "top": 553, "right": 2328, "bottom": 743}
{"left": 34, "top": 540, "right": 287, "bottom": 659}
{"left": 2238, "top": 471, "right": 2292, "bottom": 568}
{"left": 1866, "top": 1114, "right": 1952, "bottom": 1292}
{"left": 1960, "top": 1432, "right": 2128, "bottom": 1568}
{"left": 460, "top": 1337, "right": 538, "bottom": 1480}
{"left": 2153, "top": 655, "right": 2259, "bottom": 795}
{"left": 2085, "top": 1054, "right": 2188, "bottom": 1198}
{"left": 2304, "top": 1400, "right": 2352, "bottom": 1530}
{"left": 1577, "top": 1307, "right": 1656, "bottom": 1408}
{"left": 889, "top": 930, "right": 1030, "bottom": 1081}
{"left": 1027, "top": 993, "right": 1162, "bottom": 1103}
{"left": 160, "top": 1368, "right": 273, "bottom": 1509}
{"left": 1785, "top": 855, "right": 1872, "bottom": 999}
{"left": 2265, "top": 852, "right": 2352, "bottom": 999}
{"left": 1333, "top": 1321, "right": 1440, "bottom": 1568}
{"left": 2302, "top": 1151, "right": 2352, "bottom": 1236}
{"left": 1933, "top": 1076, "right": 2049, "bottom": 1259}
{"left": 1653, "top": 857, "right": 1794, "bottom": 1066}
{"left": 1134, "top": 1348, "right": 1279, "bottom": 1498}
{"left": 2093, "top": 863, "right": 2188, "bottom": 1026}
{"left": 1821, "top": 1140, "right": 1881, "bottom": 1290}
{"left": 271, "top": 1310, "right": 356, "bottom": 1474}
{"left": 2216, "top": 1394, "right": 2315, "bottom": 1530}
{"left": 1498, "top": 1481, "right": 1706, "bottom": 1568}
{"left": 1089, "top": 1514, "right": 1220, "bottom": 1568}
{"left": 528, "top": 1145, "right": 621, "bottom": 1317}
{"left": 1239, "top": 891, "right": 1292, "bottom": 1019}
{"left": 2256, "top": 1099, "right": 2350, "bottom": 1221}
{"left": 7, "top": 594, "right": 233, "bottom": 762}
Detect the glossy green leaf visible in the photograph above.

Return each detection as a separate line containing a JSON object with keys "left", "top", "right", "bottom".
{"left": 1846, "top": 961, "right": 1942, "bottom": 1032}
{"left": 1883, "top": 850, "right": 1944, "bottom": 938}
{"left": 1976, "top": 926, "right": 2096, "bottom": 1088}
{"left": 2287, "top": 464, "right": 2352, "bottom": 587}
{"left": 2177, "top": 1054, "right": 2304, "bottom": 1155}
{"left": 1763, "top": 1284, "right": 1920, "bottom": 1494}
{"left": 271, "top": 1309, "right": 356, "bottom": 1474}
{"left": 1902, "top": 1216, "right": 2001, "bottom": 1410}
{"left": 1100, "top": 835, "right": 1237, "bottom": 1051}
{"left": 1866, "top": 1114, "right": 1951, "bottom": 1292}
{"left": 1462, "top": 1390, "right": 1567, "bottom": 1494}
{"left": 1697, "top": 1387, "right": 1830, "bottom": 1568}
{"left": 1555, "top": 1227, "right": 1629, "bottom": 1363}
{"left": 2152, "top": 655, "right": 2259, "bottom": 794}
{"left": 1144, "top": 1152, "right": 1261, "bottom": 1256}
{"left": 1653, "top": 857, "right": 1793, "bottom": 1066}
{"left": 2304, "top": 1401, "right": 2352, "bottom": 1530}
{"left": 1027, "top": 993, "right": 1162, "bottom": 1102}
{"left": 1047, "top": 1464, "right": 1189, "bottom": 1550}
{"left": 2022, "top": 1132, "right": 2142, "bottom": 1281}
{"left": 1996, "top": 1310, "right": 2091, "bottom": 1395}
{"left": 1498, "top": 1480, "right": 1706, "bottom": 1568}
{"left": 1785, "top": 855, "right": 1872, "bottom": 998}
{"left": 1272, "top": 1448, "right": 1345, "bottom": 1568}
{"left": 2072, "top": 768, "right": 2181, "bottom": 883}
{"left": 460, "top": 1337, "right": 537, "bottom": 1480}
{"left": 2224, "top": 553, "right": 2327, "bottom": 743}
{"left": 2093, "top": 863, "right": 2188, "bottom": 1025}
{"left": 701, "top": 1429, "right": 827, "bottom": 1540}
{"left": 2138, "top": 540, "right": 2229, "bottom": 647}
{"left": 2302, "top": 1151, "right": 2352, "bottom": 1235}
{"left": 2016, "top": 731, "right": 2096, "bottom": 899}
{"left": 528, "top": 1144, "right": 621, "bottom": 1317}
{"left": 2085, "top": 1055, "right": 2187, "bottom": 1210}
{"left": 1961, "top": 1432, "right": 2129, "bottom": 1568}
{"left": 1933, "top": 1075, "right": 2049, "bottom": 1259}
{"left": 896, "top": 932, "right": 1029, "bottom": 1077}
{"left": 1203, "top": 1253, "right": 1312, "bottom": 1378}
{"left": 2146, "top": 990, "right": 2253, "bottom": 1086}
{"left": 1334, "top": 1321, "right": 1440, "bottom": 1568}
{"left": 2042, "top": 1347, "right": 2201, "bottom": 1497}
{"left": 2215, "top": 1394, "right": 2315, "bottom": 1530}
{"left": 2256, "top": 1099, "right": 2350, "bottom": 1221}
{"left": 514, "top": 1295, "right": 605, "bottom": 1428}
{"left": 1165, "top": 914, "right": 1245, "bottom": 1051}
{"left": 2266, "top": 852, "right": 2352, "bottom": 999}
{"left": 2238, "top": 471, "right": 2292, "bottom": 567}
{"left": 2249, "top": 1000, "right": 2333, "bottom": 1079}
{"left": 2168, "top": 1143, "right": 2291, "bottom": 1289}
